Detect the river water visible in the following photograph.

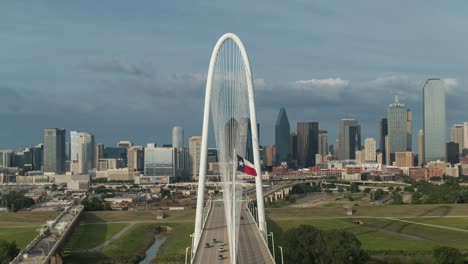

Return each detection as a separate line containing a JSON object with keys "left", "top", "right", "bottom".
{"left": 138, "top": 236, "right": 167, "bottom": 264}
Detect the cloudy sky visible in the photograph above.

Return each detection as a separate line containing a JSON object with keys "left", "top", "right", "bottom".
{"left": 1, "top": 1, "right": 467, "bottom": 149}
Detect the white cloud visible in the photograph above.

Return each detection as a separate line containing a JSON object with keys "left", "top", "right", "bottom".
{"left": 294, "top": 78, "right": 350, "bottom": 88}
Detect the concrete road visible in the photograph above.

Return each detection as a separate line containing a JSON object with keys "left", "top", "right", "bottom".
{"left": 238, "top": 203, "right": 274, "bottom": 264}
{"left": 194, "top": 201, "right": 274, "bottom": 264}
{"left": 193, "top": 201, "right": 230, "bottom": 263}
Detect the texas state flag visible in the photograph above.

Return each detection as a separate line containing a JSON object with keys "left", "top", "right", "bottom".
{"left": 237, "top": 155, "right": 257, "bottom": 176}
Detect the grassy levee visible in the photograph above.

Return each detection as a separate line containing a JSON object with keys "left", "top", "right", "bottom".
{"left": 65, "top": 223, "right": 128, "bottom": 251}
{"left": 267, "top": 204, "right": 468, "bottom": 263}
{"left": 267, "top": 204, "right": 468, "bottom": 219}
{"left": 0, "top": 211, "right": 59, "bottom": 249}
{"left": 152, "top": 222, "right": 194, "bottom": 264}
{"left": 64, "top": 223, "right": 160, "bottom": 264}
{"left": 82, "top": 209, "right": 195, "bottom": 223}
{"left": 63, "top": 210, "right": 195, "bottom": 264}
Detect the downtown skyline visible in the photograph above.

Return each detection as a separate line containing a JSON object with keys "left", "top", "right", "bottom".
{"left": 1, "top": 1, "right": 468, "bottom": 149}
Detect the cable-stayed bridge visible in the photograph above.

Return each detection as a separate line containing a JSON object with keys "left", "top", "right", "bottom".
{"left": 190, "top": 33, "right": 275, "bottom": 264}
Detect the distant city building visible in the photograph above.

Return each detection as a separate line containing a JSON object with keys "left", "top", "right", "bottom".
{"left": 385, "top": 135, "right": 390, "bottom": 166}
{"left": 172, "top": 126, "right": 184, "bottom": 149}
{"left": 395, "top": 152, "right": 413, "bottom": 167}
{"left": 0, "top": 150, "right": 13, "bottom": 167}
{"left": 446, "top": 142, "right": 459, "bottom": 165}
{"left": 318, "top": 130, "right": 328, "bottom": 157}
{"left": 189, "top": 136, "right": 202, "bottom": 179}
{"left": 379, "top": 118, "right": 388, "bottom": 164}
{"left": 355, "top": 150, "right": 364, "bottom": 164}
{"left": 377, "top": 152, "right": 383, "bottom": 165}
{"left": 264, "top": 146, "right": 276, "bottom": 167}
{"left": 338, "top": 119, "right": 361, "bottom": 161}
{"left": 128, "top": 146, "right": 144, "bottom": 172}
{"left": 451, "top": 123, "right": 468, "bottom": 154}
{"left": 289, "top": 132, "right": 298, "bottom": 166}
{"left": 407, "top": 109, "right": 412, "bottom": 151}
{"left": 423, "top": 79, "right": 446, "bottom": 163}
{"left": 297, "top": 122, "right": 319, "bottom": 167}
{"left": 388, "top": 96, "right": 409, "bottom": 163}
{"left": 275, "top": 108, "right": 290, "bottom": 165}
{"left": 43, "top": 128, "right": 66, "bottom": 174}
{"left": 97, "top": 158, "right": 119, "bottom": 171}
{"left": 418, "top": 130, "right": 425, "bottom": 166}
{"left": 364, "top": 138, "right": 376, "bottom": 162}
{"left": 118, "top": 141, "right": 133, "bottom": 149}
{"left": 94, "top": 144, "right": 104, "bottom": 169}
{"left": 104, "top": 147, "right": 127, "bottom": 168}
{"left": 144, "top": 145, "right": 177, "bottom": 177}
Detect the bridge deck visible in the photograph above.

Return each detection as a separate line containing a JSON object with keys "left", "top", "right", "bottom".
{"left": 194, "top": 201, "right": 274, "bottom": 264}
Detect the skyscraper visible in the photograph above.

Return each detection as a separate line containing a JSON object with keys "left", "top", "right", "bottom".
{"left": 418, "top": 130, "right": 425, "bottom": 166}
{"left": 379, "top": 118, "right": 388, "bottom": 163}
{"left": 407, "top": 109, "right": 412, "bottom": 151}
{"left": 364, "top": 138, "right": 376, "bottom": 162}
{"left": 128, "top": 146, "right": 144, "bottom": 172}
{"left": 446, "top": 142, "right": 459, "bottom": 165}
{"left": 189, "top": 136, "right": 202, "bottom": 179}
{"left": 78, "top": 133, "right": 95, "bottom": 174}
{"left": 275, "top": 108, "right": 290, "bottom": 165}
{"left": 318, "top": 130, "right": 328, "bottom": 157}
{"left": 43, "top": 128, "right": 66, "bottom": 174}
{"left": 70, "top": 131, "right": 95, "bottom": 174}
{"left": 451, "top": 124, "right": 467, "bottom": 154}
{"left": 338, "top": 119, "right": 361, "bottom": 160}
{"left": 297, "top": 122, "right": 319, "bottom": 167}
{"left": 423, "top": 79, "right": 446, "bottom": 162}
{"left": 289, "top": 132, "right": 298, "bottom": 167}
{"left": 172, "top": 126, "right": 184, "bottom": 149}
{"left": 118, "top": 141, "right": 133, "bottom": 149}
{"left": 388, "top": 96, "right": 408, "bottom": 163}
{"left": 144, "top": 145, "right": 177, "bottom": 177}
{"left": 94, "top": 144, "right": 104, "bottom": 169}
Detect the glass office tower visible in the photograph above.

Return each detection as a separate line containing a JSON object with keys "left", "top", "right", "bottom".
{"left": 423, "top": 79, "right": 446, "bottom": 162}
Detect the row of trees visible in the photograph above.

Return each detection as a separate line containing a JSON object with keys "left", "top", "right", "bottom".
{"left": 411, "top": 179, "right": 468, "bottom": 204}
{"left": 81, "top": 197, "right": 112, "bottom": 211}
{"left": 0, "top": 240, "right": 20, "bottom": 263}
{"left": 0, "top": 191, "right": 35, "bottom": 212}
{"left": 283, "top": 225, "right": 368, "bottom": 264}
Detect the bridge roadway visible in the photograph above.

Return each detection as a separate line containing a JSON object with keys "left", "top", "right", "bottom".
{"left": 194, "top": 200, "right": 274, "bottom": 264}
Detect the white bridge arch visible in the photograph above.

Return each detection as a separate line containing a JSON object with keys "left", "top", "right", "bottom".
{"left": 193, "top": 33, "right": 267, "bottom": 263}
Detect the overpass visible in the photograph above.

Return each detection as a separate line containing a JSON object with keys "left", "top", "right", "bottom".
{"left": 12, "top": 203, "right": 84, "bottom": 264}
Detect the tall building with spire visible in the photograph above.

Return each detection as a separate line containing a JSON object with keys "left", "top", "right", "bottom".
{"left": 388, "top": 96, "right": 409, "bottom": 163}
{"left": 275, "top": 108, "right": 290, "bottom": 165}
{"left": 423, "top": 79, "right": 446, "bottom": 162}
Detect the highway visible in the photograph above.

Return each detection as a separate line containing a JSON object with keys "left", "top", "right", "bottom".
{"left": 194, "top": 200, "right": 274, "bottom": 264}
{"left": 193, "top": 200, "right": 230, "bottom": 263}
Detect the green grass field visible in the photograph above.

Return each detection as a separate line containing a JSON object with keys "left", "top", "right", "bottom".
{"left": 64, "top": 223, "right": 160, "bottom": 264}
{"left": 82, "top": 209, "right": 195, "bottom": 223}
{"left": 64, "top": 223, "right": 128, "bottom": 251}
{"left": 152, "top": 222, "right": 194, "bottom": 264}
{"left": 0, "top": 211, "right": 59, "bottom": 249}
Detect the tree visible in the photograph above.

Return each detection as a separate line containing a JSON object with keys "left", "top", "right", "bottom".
{"left": 0, "top": 240, "right": 20, "bottom": 263}
{"left": 322, "top": 230, "right": 368, "bottom": 264}
{"left": 404, "top": 186, "right": 415, "bottom": 193}
{"left": 283, "top": 225, "right": 325, "bottom": 264}
{"left": 433, "top": 246, "right": 464, "bottom": 264}
{"left": 363, "top": 188, "right": 371, "bottom": 194}
{"left": 391, "top": 191, "right": 403, "bottom": 205}
{"left": 373, "top": 189, "right": 384, "bottom": 200}
{"left": 51, "top": 184, "right": 57, "bottom": 191}
{"left": 388, "top": 186, "right": 394, "bottom": 191}
{"left": 1, "top": 191, "right": 35, "bottom": 212}
{"left": 283, "top": 225, "right": 368, "bottom": 264}
{"left": 349, "top": 183, "right": 360, "bottom": 193}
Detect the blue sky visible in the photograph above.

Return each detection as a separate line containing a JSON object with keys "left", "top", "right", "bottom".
{"left": 1, "top": 1, "right": 467, "bottom": 149}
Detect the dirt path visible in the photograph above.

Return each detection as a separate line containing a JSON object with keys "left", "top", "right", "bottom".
{"left": 71, "top": 222, "right": 136, "bottom": 252}
{"left": 386, "top": 217, "right": 468, "bottom": 233}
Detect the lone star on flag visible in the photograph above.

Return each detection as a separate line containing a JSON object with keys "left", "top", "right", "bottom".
{"left": 236, "top": 155, "right": 257, "bottom": 176}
